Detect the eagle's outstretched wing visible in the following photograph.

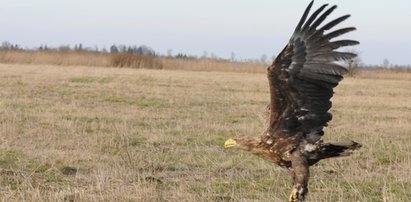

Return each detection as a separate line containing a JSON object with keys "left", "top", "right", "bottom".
{"left": 267, "top": 1, "right": 359, "bottom": 143}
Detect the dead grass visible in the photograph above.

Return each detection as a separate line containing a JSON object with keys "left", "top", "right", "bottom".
{"left": 0, "top": 50, "right": 109, "bottom": 67}
{"left": 160, "top": 57, "right": 265, "bottom": 73}
{"left": 356, "top": 69, "right": 411, "bottom": 81}
{"left": 0, "top": 63, "right": 410, "bottom": 201}
{"left": 0, "top": 50, "right": 265, "bottom": 73}
{"left": 110, "top": 53, "right": 163, "bottom": 69}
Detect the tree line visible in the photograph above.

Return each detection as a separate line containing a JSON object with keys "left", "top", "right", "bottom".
{"left": 1, "top": 41, "right": 410, "bottom": 71}
{"left": 0, "top": 41, "right": 156, "bottom": 57}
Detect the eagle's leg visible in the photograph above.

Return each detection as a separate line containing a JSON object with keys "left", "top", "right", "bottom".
{"left": 289, "top": 150, "right": 309, "bottom": 202}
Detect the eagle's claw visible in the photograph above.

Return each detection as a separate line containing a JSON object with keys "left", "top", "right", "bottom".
{"left": 289, "top": 188, "right": 298, "bottom": 202}
{"left": 289, "top": 187, "right": 305, "bottom": 202}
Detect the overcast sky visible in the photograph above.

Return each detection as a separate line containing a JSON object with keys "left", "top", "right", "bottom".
{"left": 1, "top": 0, "right": 410, "bottom": 65}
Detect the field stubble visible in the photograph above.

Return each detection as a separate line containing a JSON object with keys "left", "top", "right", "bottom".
{"left": 0, "top": 63, "right": 410, "bottom": 201}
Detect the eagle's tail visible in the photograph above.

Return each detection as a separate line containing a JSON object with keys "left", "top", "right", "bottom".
{"left": 319, "top": 141, "right": 362, "bottom": 158}
{"left": 307, "top": 141, "right": 362, "bottom": 165}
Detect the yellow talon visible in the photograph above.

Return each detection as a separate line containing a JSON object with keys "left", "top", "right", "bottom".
{"left": 289, "top": 188, "right": 298, "bottom": 202}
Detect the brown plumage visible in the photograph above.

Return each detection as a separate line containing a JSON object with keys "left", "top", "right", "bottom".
{"left": 224, "top": 1, "right": 361, "bottom": 201}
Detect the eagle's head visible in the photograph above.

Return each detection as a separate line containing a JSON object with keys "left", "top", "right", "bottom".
{"left": 224, "top": 136, "right": 262, "bottom": 152}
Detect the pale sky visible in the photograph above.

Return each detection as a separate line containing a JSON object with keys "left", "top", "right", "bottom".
{"left": 1, "top": 0, "right": 410, "bottom": 65}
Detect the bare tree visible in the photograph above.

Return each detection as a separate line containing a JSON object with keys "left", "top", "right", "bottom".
{"left": 260, "top": 54, "right": 268, "bottom": 64}
{"left": 230, "top": 52, "right": 236, "bottom": 62}
{"left": 110, "top": 44, "right": 119, "bottom": 53}
{"left": 1, "top": 41, "right": 12, "bottom": 49}
{"left": 201, "top": 51, "right": 208, "bottom": 59}
{"left": 382, "top": 58, "right": 390, "bottom": 68}
{"left": 346, "top": 50, "right": 362, "bottom": 77}
{"left": 166, "top": 49, "right": 173, "bottom": 57}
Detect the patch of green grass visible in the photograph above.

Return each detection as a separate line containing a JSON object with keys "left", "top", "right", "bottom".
{"left": 5, "top": 103, "right": 40, "bottom": 110}
{"left": 134, "top": 75, "right": 159, "bottom": 84}
{"left": 0, "top": 150, "right": 22, "bottom": 168}
{"left": 222, "top": 113, "right": 258, "bottom": 124}
{"left": 103, "top": 96, "right": 135, "bottom": 104}
{"left": 313, "top": 175, "right": 411, "bottom": 201}
{"left": 103, "top": 95, "right": 168, "bottom": 108}
{"left": 389, "top": 181, "right": 411, "bottom": 199}
{"left": 69, "top": 76, "right": 114, "bottom": 84}
{"left": 0, "top": 150, "right": 69, "bottom": 190}
{"left": 69, "top": 76, "right": 96, "bottom": 83}
{"left": 136, "top": 96, "right": 168, "bottom": 108}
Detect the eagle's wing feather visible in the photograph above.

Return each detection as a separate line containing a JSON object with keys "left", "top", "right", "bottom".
{"left": 267, "top": 1, "right": 358, "bottom": 143}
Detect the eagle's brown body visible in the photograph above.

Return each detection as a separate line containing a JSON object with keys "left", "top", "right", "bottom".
{"left": 224, "top": 1, "right": 361, "bottom": 201}
{"left": 233, "top": 133, "right": 361, "bottom": 168}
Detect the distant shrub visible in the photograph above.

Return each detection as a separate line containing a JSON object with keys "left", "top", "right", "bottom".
{"left": 110, "top": 53, "right": 162, "bottom": 69}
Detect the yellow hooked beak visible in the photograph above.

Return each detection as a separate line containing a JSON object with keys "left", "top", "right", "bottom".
{"left": 224, "top": 139, "right": 237, "bottom": 149}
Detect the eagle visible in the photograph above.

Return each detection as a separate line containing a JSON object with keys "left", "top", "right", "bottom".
{"left": 223, "top": 1, "right": 361, "bottom": 201}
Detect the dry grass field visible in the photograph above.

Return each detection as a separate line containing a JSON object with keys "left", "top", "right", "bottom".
{"left": 0, "top": 50, "right": 266, "bottom": 73}
{"left": 0, "top": 63, "right": 410, "bottom": 201}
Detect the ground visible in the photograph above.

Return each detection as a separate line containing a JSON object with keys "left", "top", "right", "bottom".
{"left": 0, "top": 63, "right": 410, "bottom": 201}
